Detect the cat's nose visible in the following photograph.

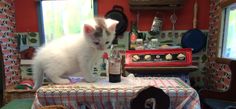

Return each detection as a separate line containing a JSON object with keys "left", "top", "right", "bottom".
{"left": 98, "top": 45, "right": 105, "bottom": 50}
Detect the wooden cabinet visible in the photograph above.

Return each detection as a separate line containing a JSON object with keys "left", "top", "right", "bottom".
{"left": 4, "top": 85, "right": 35, "bottom": 104}
{"left": 125, "top": 65, "right": 198, "bottom": 73}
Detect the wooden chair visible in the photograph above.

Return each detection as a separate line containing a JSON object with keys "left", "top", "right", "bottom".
{"left": 0, "top": 44, "right": 35, "bottom": 109}
{"left": 199, "top": 58, "right": 236, "bottom": 109}
{"left": 130, "top": 86, "right": 170, "bottom": 109}
{"left": 0, "top": 44, "right": 5, "bottom": 107}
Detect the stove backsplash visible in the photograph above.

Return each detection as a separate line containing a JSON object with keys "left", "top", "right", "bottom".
{"left": 119, "top": 30, "right": 208, "bottom": 90}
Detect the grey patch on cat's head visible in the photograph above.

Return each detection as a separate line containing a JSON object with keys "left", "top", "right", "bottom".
{"left": 94, "top": 17, "right": 106, "bottom": 28}
{"left": 94, "top": 17, "right": 111, "bottom": 36}
{"left": 94, "top": 26, "right": 103, "bottom": 37}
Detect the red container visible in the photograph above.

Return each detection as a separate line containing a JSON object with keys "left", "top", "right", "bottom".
{"left": 125, "top": 48, "right": 192, "bottom": 67}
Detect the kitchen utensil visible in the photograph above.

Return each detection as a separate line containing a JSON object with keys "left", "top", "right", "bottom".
{"left": 170, "top": 10, "right": 177, "bottom": 37}
{"left": 181, "top": 0, "right": 206, "bottom": 53}
{"left": 105, "top": 5, "right": 128, "bottom": 36}
{"left": 149, "top": 16, "right": 163, "bottom": 35}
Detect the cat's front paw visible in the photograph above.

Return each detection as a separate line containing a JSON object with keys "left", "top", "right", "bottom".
{"left": 84, "top": 76, "right": 98, "bottom": 83}
{"left": 52, "top": 78, "right": 71, "bottom": 84}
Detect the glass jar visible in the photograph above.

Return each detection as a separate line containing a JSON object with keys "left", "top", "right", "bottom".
{"left": 150, "top": 39, "right": 159, "bottom": 49}
{"left": 135, "top": 39, "right": 144, "bottom": 50}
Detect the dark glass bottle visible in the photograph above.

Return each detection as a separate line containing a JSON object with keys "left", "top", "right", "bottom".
{"left": 108, "top": 45, "right": 121, "bottom": 83}
{"left": 129, "top": 22, "right": 139, "bottom": 50}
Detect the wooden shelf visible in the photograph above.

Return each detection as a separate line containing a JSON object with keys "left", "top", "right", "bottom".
{"left": 129, "top": 6, "right": 183, "bottom": 10}
{"left": 4, "top": 85, "right": 35, "bottom": 103}
{"left": 125, "top": 65, "right": 198, "bottom": 73}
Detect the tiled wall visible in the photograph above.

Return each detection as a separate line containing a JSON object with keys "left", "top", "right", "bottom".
{"left": 17, "top": 32, "right": 40, "bottom": 80}
{"left": 0, "top": 0, "right": 20, "bottom": 86}
{"left": 15, "top": 30, "right": 208, "bottom": 90}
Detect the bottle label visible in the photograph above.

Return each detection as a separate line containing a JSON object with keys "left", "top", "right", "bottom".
{"left": 108, "top": 60, "right": 121, "bottom": 75}
{"left": 130, "top": 33, "right": 137, "bottom": 43}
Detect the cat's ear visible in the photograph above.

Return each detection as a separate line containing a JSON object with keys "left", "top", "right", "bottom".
{"left": 106, "top": 19, "right": 119, "bottom": 32}
{"left": 84, "top": 24, "right": 95, "bottom": 34}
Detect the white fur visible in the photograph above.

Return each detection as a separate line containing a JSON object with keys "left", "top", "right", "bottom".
{"left": 33, "top": 18, "right": 118, "bottom": 89}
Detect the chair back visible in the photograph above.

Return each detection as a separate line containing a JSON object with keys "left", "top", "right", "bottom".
{"left": 0, "top": 44, "right": 5, "bottom": 107}
{"left": 200, "top": 58, "right": 236, "bottom": 102}
{"left": 216, "top": 58, "right": 236, "bottom": 100}
{"left": 199, "top": 58, "right": 236, "bottom": 109}
{"left": 130, "top": 86, "right": 170, "bottom": 109}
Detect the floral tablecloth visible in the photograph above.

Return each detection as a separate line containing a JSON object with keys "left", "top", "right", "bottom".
{"left": 32, "top": 77, "right": 200, "bottom": 109}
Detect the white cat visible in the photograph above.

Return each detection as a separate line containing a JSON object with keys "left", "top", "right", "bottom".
{"left": 32, "top": 17, "right": 118, "bottom": 89}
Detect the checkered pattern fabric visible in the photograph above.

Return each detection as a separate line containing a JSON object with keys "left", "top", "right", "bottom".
{"left": 32, "top": 77, "right": 200, "bottom": 109}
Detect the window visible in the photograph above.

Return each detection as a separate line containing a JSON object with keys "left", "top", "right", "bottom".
{"left": 219, "top": 3, "right": 236, "bottom": 60}
{"left": 38, "top": 0, "right": 95, "bottom": 44}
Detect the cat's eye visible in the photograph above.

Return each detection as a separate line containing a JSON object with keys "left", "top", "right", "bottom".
{"left": 105, "top": 41, "right": 109, "bottom": 44}
{"left": 94, "top": 42, "right": 99, "bottom": 45}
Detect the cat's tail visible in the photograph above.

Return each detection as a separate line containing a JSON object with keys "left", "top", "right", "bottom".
{"left": 32, "top": 60, "right": 44, "bottom": 90}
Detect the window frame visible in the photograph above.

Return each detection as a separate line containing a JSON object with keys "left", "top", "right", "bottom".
{"left": 218, "top": 2, "right": 236, "bottom": 60}
{"left": 36, "top": 0, "right": 97, "bottom": 45}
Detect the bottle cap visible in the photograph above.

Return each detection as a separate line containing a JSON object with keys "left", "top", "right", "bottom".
{"left": 151, "top": 39, "right": 158, "bottom": 41}
{"left": 136, "top": 39, "right": 143, "bottom": 42}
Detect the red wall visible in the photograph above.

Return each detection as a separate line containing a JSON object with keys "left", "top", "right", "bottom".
{"left": 15, "top": 0, "right": 38, "bottom": 32}
{"left": 15, "top": 0, "right": 210, "bottom": 32}
{"left": 98, "top": 0, "right": 210, "bottom": 31}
